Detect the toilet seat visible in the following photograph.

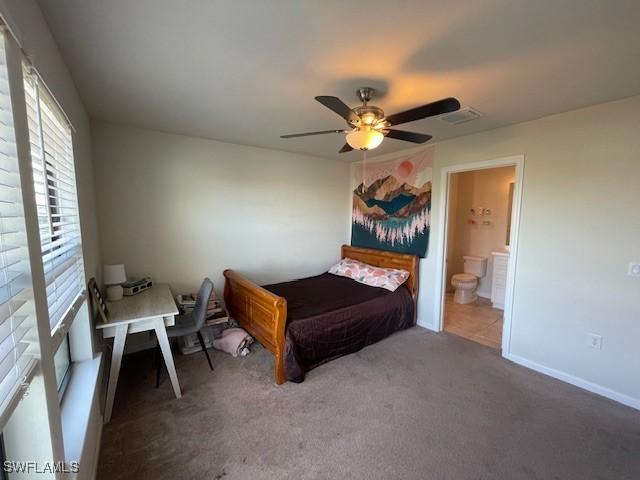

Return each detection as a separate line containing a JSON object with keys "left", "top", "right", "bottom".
{"left": 452, "top": 273, "right": 476, "bottom": 285}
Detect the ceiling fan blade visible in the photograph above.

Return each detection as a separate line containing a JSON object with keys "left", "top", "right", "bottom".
{"left": 315, "top": 96, "right": 358, "bottom": 125}
{"left": 385, "top": 129, "right": 433, "bottom": 144}
{"left": 385, "top": 97, "right": 461, "bottom": 126}
{"left": 339, "top": 143, "right": 353, "bottom": 153}
{"left": 281, "top": 129, "right": 345, "bottom": 139}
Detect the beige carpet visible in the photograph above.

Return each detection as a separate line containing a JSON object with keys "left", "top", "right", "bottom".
{"left": 98, "top": 327, "right": 640, "bottom": 480}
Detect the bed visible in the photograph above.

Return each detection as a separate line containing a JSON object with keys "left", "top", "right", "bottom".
{"left": 223, "top": 245, "right": 418, "bottom": 384}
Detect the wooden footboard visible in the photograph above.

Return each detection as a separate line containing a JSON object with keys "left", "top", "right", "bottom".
{"left": 223, "top": 269, "right": 287, "bottom": 384}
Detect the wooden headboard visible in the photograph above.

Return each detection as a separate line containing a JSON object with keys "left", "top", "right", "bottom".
{"left": 341, "top": 245, "right": 419, "bottom": 298}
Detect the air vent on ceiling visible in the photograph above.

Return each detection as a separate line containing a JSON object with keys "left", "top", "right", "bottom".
{"left": 439, "top": 107, "right": 483, "bottom": 125}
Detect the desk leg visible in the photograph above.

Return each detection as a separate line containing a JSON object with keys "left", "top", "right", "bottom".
{"left": 104, "top": 324, "right": 128, "bottom": 423}
{"left": 154, "top": 318, "right": 182, "bottom": 399}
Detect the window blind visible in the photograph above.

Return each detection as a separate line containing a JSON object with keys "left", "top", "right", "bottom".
{"left": 0, "top": 32, "right": 37, "bottom": 431}
{"left": 23, "top": 66, "right": 85, "bottom": 332}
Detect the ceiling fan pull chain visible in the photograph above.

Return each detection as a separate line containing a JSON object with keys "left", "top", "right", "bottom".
{"left": 362, "top": 150, "right": 368, "bottom": 193}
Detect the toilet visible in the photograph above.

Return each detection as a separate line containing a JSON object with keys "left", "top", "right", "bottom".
{"left": 451, "top": 255, "right": 488, "bottom": 304}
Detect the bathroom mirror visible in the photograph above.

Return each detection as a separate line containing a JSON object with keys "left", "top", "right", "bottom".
{"left": 506, "top": 182, "right": 514, "bottom": 246}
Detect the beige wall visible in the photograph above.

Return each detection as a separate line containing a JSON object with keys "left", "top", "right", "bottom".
{"left": 446, "top": 166, "right": 515, "bottom": 297}
{"left": 365, "top": 95, "right": 640, "bottom": 408}
{"left": 92, "top": 121, "right": 351, "bottom": 295}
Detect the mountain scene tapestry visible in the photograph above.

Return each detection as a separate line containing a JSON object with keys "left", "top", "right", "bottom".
{"left": 351, "top": 148, "right": 433, "bottom": 258}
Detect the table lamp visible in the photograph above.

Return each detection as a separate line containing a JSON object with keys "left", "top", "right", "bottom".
{"left": 104, "top": 264, "right": 127, "bottom": 301}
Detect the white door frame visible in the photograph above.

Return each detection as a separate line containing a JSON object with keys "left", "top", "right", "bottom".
{"left": 432, "top": 155, "right": 525, "bottom": 354}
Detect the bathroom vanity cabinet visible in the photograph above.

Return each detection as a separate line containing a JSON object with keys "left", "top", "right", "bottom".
{"left": 491, "top": 251, "right": 509, "bottom": 309}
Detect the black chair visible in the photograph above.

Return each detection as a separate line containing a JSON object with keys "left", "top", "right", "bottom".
{"left": 156, "top": 278, "right": 214, "bottom": 387}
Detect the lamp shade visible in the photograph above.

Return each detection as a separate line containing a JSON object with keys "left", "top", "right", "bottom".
{"left": 346, "top": 127, "right": 384, "bottom": 151}
{"left": 103, "top": 264, "right": 127, "bottom": 285}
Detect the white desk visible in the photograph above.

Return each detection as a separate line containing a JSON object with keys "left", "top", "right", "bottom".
{"left": 96, "top": 284, "right": 181, "bottom": 423}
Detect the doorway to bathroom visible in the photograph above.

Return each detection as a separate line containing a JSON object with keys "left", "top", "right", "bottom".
{"left": 434, "top": 156, "right": 524, "bottom": 353}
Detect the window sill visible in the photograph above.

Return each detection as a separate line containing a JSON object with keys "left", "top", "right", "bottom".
{"left": 60, "top": 353, "right": 103, "bottom": 463}
{"left": 51, "top": 291, "right": 88, "bottom": 352}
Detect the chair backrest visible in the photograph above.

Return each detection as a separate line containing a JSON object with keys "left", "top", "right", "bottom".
{"left": 192, "top": 277, "right": 214, "bottom": 330}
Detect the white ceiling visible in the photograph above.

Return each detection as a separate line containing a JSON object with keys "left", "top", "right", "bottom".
{"left": 37, "top": 0, "right": 640, "bottom": 160}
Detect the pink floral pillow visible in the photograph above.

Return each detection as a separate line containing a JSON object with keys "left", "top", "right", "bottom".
{"left": 328, "top": 257, "right": 410, "bottom": 292}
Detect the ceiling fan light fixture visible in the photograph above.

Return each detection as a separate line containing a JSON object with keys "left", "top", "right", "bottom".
{"left": 346, "top": 127, "right": 384, "bottom": 151}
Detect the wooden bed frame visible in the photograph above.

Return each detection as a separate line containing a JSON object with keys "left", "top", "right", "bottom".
{"left": 223, "top": 245, "right": 419, "bottom": 384}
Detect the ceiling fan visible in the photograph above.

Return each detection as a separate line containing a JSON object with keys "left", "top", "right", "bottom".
{"left": 281, "top": 87, "right": 460, "bottom": 153}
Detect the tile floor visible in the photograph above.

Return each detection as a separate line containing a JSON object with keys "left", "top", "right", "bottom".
{"left": 443, "top": 292, "right": 503, "bottom": 349}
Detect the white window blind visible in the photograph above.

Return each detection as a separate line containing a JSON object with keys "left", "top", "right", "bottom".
{"left": 23, "top": 66, "right": 85, "bottom": 332}
{"left": 0, "top": 32, "right": 37, "bottom": 430}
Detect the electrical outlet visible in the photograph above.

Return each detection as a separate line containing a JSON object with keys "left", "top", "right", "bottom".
{"left": 628, "top": 262, "right": 640, "bottom": 277}
{"left": 587, "top": 333, "right": 602, "bottom": 350}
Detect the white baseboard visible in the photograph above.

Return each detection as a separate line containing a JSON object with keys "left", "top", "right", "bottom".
{"left": 504, "top": 353, "right": 640, "bottom": 411}
{"left": 416, "top": 320, "right": 437, "bottom": 331}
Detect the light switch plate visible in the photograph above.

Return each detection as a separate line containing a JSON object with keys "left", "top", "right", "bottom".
{"left": 587, "top": 333, "right": 602, "bottom": 350}
{"left": 629, "top": 262, "right": 640, "bottom": 277}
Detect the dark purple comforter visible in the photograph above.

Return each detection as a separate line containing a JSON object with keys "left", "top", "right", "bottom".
{"left": 263, "top": 273, "right": 415, "bottom": 382}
